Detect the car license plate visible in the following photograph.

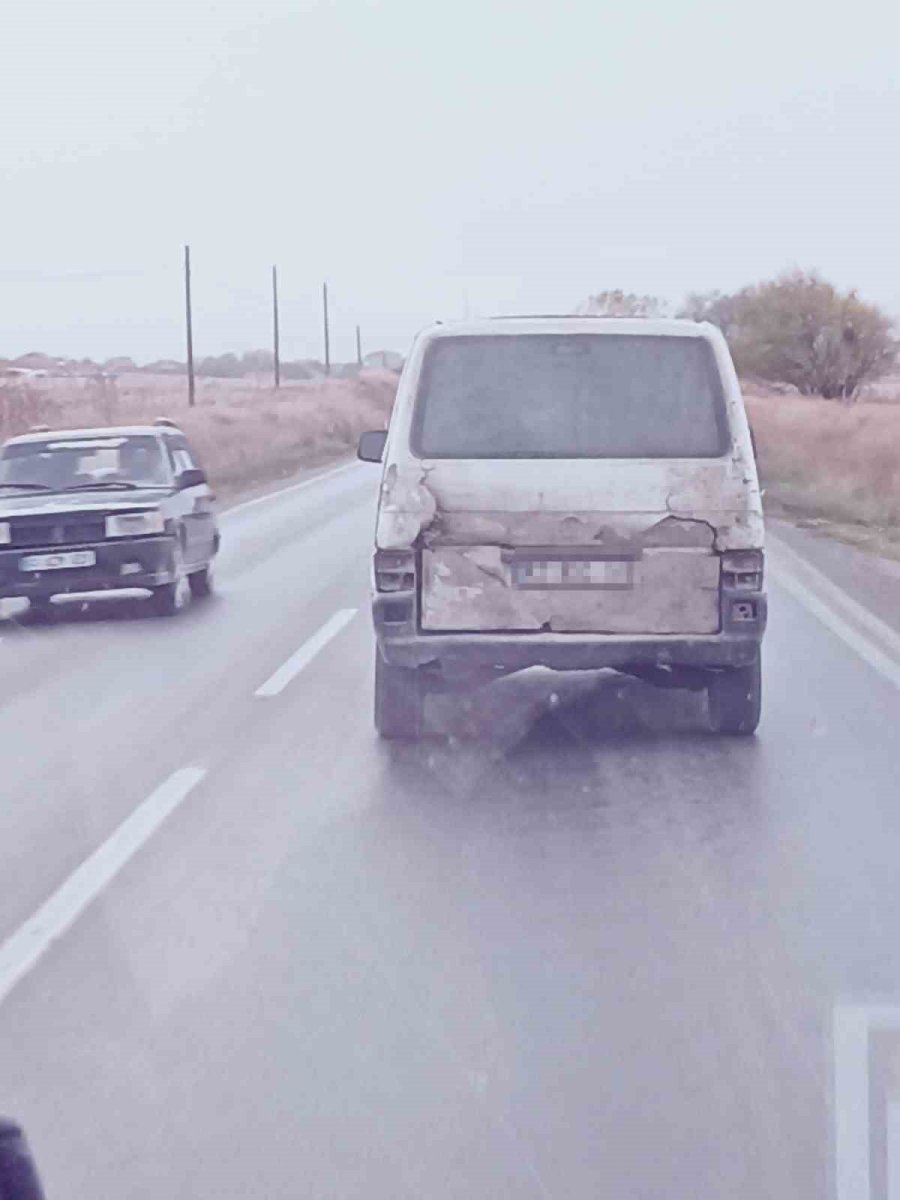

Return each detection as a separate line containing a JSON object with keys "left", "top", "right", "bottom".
{"left": 19, "top": 550, "right": 97, "bottom": 572}
{"left": 511, "top": 558, "right": 633, "bottom": 589}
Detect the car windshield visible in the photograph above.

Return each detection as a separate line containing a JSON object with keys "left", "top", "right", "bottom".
{"left": 0, "top": 435, "right": 171, "bottom": 491}
{"left": 412, "top": 333, "right": 729, "bottom": 458}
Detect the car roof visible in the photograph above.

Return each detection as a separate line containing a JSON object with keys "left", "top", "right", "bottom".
{"left": 423, "top": 316, "right": 713, "bottom": 339}
{"left": 3, "top": 425, "right": 183, "bottom": 447}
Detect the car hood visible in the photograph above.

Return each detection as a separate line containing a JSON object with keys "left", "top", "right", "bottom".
{"left": 0, "top": 489, "right": 167, "bottom": 517}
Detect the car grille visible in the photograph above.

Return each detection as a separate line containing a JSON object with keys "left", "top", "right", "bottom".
{"left": 9, "top": 517, "right": 107, "bottom": 549}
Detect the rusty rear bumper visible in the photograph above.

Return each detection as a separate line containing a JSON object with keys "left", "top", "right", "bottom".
{"left": 373, "top": 589, "right": 767, "bottom": 675}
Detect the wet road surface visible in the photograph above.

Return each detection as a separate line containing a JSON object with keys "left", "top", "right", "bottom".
{"left": 1, "top": 463, "right": 899, "bottom": 1198}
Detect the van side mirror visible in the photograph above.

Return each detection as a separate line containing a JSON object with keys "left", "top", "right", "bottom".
{"left": 357, "top": 431, "right": 387, "bottom": 463}
{"left": 176, "top": 467, "right": 207, "bottom": 489}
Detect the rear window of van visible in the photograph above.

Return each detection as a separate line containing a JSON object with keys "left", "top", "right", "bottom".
{"left": 411, "top": 334, "right": 730, "bottom": 459}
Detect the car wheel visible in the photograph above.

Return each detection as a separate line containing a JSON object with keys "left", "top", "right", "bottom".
{"left": 707, "top": 649, "right": 761, "bottom": 735}
{"left": 188, "top": 562, "right": 215, "bottom": 599}
{"left": 374, "top": 650, "right": 425, "bottom": 739}
{"left": 149, "top": 569, "right": 191, "bottom": 617}
{"left": 26, "top": 597, "right": 56, "bottom": 623}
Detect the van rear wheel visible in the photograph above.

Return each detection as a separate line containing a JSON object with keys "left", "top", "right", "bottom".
{"left": 707, "top": 649, "right": 761, "bottom": 735}
{"left": 375, "top": 652, "right": 424, "bottom": 739}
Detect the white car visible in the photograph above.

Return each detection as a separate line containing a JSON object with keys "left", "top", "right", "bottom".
{"left": 358, "top": 316, "right": 766, "bottom": 738}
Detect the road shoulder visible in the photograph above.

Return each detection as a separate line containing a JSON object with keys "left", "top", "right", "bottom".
{"left": 769, "top": 518, "right": 900, "bottom": 642}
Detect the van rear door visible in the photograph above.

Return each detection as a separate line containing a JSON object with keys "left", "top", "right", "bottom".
{"left": 386, "top": 329, "right": 760, "bottom": 635}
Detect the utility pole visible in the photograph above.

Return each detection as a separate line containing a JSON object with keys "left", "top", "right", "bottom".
{"left": 322, "top": 281, "right": 331, "bottom": 375}
{"left": 355, "top": 324, "right": 362, "bottom": 367}
{"left": 272, "top": 265, "right": 281, "bottom": 389}
{"left": 184, "top": 244, "right": 195, "bottom": 407}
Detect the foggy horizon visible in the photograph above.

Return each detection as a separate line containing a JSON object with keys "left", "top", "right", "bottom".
{"left": 3, "top": 0, "right": 899, "bottom": 362}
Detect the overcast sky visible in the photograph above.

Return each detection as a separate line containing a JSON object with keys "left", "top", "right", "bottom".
{"left": 2, "top": 0, "right": 898, "bottom": 362}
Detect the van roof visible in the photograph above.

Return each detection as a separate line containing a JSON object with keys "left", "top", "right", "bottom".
{"left": 424, "top": 316, "right": 714, "bottom": 339}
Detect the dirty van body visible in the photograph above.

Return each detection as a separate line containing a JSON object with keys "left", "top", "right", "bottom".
{"left": 358, "top": 317, "right": 767, "bottom": 737}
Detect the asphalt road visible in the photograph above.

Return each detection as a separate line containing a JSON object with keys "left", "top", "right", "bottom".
{"left": 1, "top": 462, "right": 900, "bottom": 1199}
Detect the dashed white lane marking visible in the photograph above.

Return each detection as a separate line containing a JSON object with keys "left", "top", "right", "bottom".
{"left": 254, "top": 608, "right": 358, "bottom": 698}
{"left": 831, "top": 1002, "right": 900, "bottom": 1200}
{"left": 0, "top": 766, "right": 207, "bottom": 1008}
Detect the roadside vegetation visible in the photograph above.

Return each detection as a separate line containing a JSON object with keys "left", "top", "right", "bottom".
{"left": 689, "top": 270, "right": 900, "bottom": 551}
{"left": 583, "top": 272, "right": 900, "bottom": 552}
{"left": 4, "top": 269, "right": 900, "bottom": 546}
{"left": 679, "top": 271, "right": 896, "bottom": 401}
{"left": 746, "top": 386, "right": 900, "bottom": 553}
{"left": 0, "top": 371, "right": 397, "bottom": 497}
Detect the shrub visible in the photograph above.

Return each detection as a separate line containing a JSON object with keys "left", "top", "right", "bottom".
{"left": 576, "top": 290, "right": 665, "bottom": 317}
{"left": 680, "top": 271, "right": 897, "bottom": 400}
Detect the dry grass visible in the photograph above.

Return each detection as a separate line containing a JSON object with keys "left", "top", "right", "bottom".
{"left": 6, "top": 371, "right": 898, "bottom": 553}
{"left": 746, "top": 390, "right": 900, "bottom": 548}
{"left": 0, "top": 371, "right": 397, "bottom": 497}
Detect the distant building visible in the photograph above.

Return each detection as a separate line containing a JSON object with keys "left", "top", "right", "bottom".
{"left": 102, "top": 357, "right": 138, "bottom": 374}
{"left": 63, "top": 359, "right": 104, "bottom": 377}
{"left": 11, "top": 352, "right": 59, "bottom": 373}
{"left": 363, "top": 350, "right": 404, "bottom": 372}
{"left": 331, "top": 363, "right": 362, "bottom": 379}
{"left": 2, "top": 366, "right": 48, "bottom": 379}
{"left": 142, "top": 360, "right": 185, "bottom": 375}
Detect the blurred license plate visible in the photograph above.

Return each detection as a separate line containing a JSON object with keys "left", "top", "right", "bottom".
{"left": 512, "top": 559, "right": 633, "bottom": 589}
{"left": 20, "top": 550, "right": 96, "bottom": 571}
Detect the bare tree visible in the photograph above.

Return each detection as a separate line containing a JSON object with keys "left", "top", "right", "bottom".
{"left": 729, "top": 272, "right": 896, "bottom": 400}
{"left": 677, "top": 290, "right": 742, "bottom": 340}
{"left": 679, "top": 272, "right": 896, "bottom": 400}
{"left": 576, "top": 289, "right": 665, "bottom": 318}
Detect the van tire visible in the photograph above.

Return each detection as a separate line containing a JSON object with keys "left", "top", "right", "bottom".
{"left": 375, "top": 652, "right": 424, "bottom": 739}
{"left": 707, "top": 650, "right": 761, "bottom": 735}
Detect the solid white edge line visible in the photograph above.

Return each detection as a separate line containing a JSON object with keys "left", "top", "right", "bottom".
{"left": 887, "top": 1102, "right": 900, "bottom": 1200}
{"left": 0, "top": 766, "right": 207, "bottom": 1008}
{"left": 768, "top": 532, "right": 900, "bottom": 660}
{"left": 255, "top": 609, "right": 357, "bottom": 698}
{"left": 771, "top": 561, "right": 900, "bottom": 692}
{"left": 223, "top": 460, "right": 362, "bottom": 521}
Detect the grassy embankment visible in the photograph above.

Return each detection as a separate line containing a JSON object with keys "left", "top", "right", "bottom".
{"left": 3, "top": 371, "right": 898, "bottom": 555}
{"left": 746, "top": 386, "right": 900, "bottom": 555}
{"left": 0, "top": 371, "right": 397, "bottom": 498}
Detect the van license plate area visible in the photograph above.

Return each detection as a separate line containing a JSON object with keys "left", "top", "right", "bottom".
{"left": 511, "top": 558, "right": 634, "bottom": 590}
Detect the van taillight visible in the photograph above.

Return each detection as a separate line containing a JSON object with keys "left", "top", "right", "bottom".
{"left": 374, "top": 549, "right": 416, "bottom": 592}
{"left": 721, "top": 549, "right": 764, "bottom": 591}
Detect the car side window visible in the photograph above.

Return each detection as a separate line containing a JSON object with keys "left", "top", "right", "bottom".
{"left": 166, "top": 438, "right": 200, "bottom": 476}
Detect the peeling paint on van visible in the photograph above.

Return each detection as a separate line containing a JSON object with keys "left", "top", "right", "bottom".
{"left": 421, "top": 538, "right": 722, "bottom": 634}
{"left": 375, "top": 463, "right": 438, "bottom": 550}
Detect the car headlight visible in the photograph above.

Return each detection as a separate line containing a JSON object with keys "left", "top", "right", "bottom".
{"left": 0, "top": 522, "right": 10, "bottom": 546}
{"left": 105, "top": 511, "right": 166, "bottom": 538}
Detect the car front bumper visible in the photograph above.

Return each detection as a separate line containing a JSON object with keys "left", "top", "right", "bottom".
{"left": 0, "top": 536, "right": 180, "bottom": 599}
